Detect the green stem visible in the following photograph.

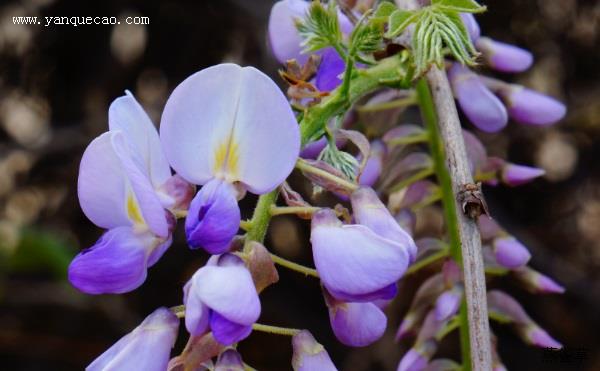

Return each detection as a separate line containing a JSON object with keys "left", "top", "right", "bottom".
{"left": 252, "top": 323, "right": 301, "bottom": 337}
{"left": 389, "top": 167, "right": 435, "bottom": 193}
{"left": 270, "top": 206, "right": 321, "bottom": 216}
{"left": 416, "top": 78, "right": 471, "bottom": 371}
{"left": 296, "top": 158, "right": 359, "bottom": 192}
{"left": 245, "top": 189, "right": 279, "bottom": 246}
{"left": 270, "top": 253, "right": 319, "bottom": 278}
{"left": 405, "top": 247, "right": 449, "bottom": 275}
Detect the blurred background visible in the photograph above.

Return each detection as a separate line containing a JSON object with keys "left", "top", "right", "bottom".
{"left": 0, "top": 0, "right": 598, "bottom": 370}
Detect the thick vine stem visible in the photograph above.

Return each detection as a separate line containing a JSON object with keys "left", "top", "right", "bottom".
{"left": 424, "top": 67, "right": 492, "bottom": 371}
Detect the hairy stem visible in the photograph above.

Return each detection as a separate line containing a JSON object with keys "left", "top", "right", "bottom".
{"left": 245, "top": 189, "right": 279, "bottom": 245}
{"left": 421, "top": 68, "right": 492, "bottom": 370}
{"left": 252, "top": 323, "right": 301, "bottom": 337}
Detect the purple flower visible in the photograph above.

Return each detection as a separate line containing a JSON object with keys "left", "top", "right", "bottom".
{"left": 358, "top": 140, "right": 386, "bottom": 187}
{"left": 292, "top": 330, "right": 338, "bottom": 371}
{"left": 87, "top": 307, "right": 179, "bottom": 371}
{"left": 183, "top": 254, "right": 260, "bottom": 346}
{"left": 311, "top": 208, "right": 409, "bottom": 302}
{"left": 498, "top": 86, "right": 566, "bottom": 126}
{"left": 72, "top": 92, "right": 183, "bottom": 294}
{"left": 513, "top": 267, "right": 565, "bottom": 294}
{"left": 523, "top": 326, "right": 562, "bottom": 349}
{"left": 351, "top": 187, "right": 417, "bottom": 262}
{"left": 434, "top": 287, "right": 462, "bottom": 321}
{"left": 476, "top": 37, "right": 533, "bottom": 73}
{"left": 324, "top": 290, "right": 387, "bottom": 347}
{"left": 493, "top": 237, "right": 531, "bottom": 269}
{"left": 501, "top": 163, "right": 545, "bottom": 186}
{"left": 460, "top": 13, "right": 480, "bottom": 41}
{"left": 215, "top": 349, "right": 245, "bottom": 371}
{"left": 160, "top": 64, "right": 300, "bottom": 254}
{"left": 268, "top": 0, "right": 353, "bottom": 65}
{"left": 448, "top": 63, "right": 508, "bottom": 133}
{"left": 397, "top": 341, "right": 436, "bottom": 371}
{"left": 315, "top": 47, "right": 346, "bottom": 91}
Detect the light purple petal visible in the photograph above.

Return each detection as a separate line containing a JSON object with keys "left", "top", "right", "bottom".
{"left": 146, "top": 232, "right": 172, "bottom": 267}
{"left": 358, "top": 140, "right": 385, "bottom": 187}
{"left": 500, "top": 86, "right": 566, "bottom": 126}
{"left": 185, "top": 178, "right": 240, "bottom": 254}
{"left": 210, "top": 311, "right": 253, "bottom": 346}
{"left": 87, "top": 307, "right": 179, "bottom": 371}
{"left": 448, "top": 63, "right": 508, "bottom": 133}
{"left": 434, "top": 289, "right": 462, "bottom": 321}
{"left": 108, "top": 91, "right": 171, "bottom": 189}
{"left": 311, "top": 209, "right": 409, "bottom": 301}
{"left": 501, "top": 164, "right": 545, "bottom": 186}
{"left": 292, "top": 330, "right": 338, "bottom": 371}
{"left": 476, "top": 37, "right": 533, "bottom": 73}
{"left": 329, "top": 301, "right": 387, "bottom": 347}
{"left": 316, "top": 48, "right": 345, "bottom": 91}
{"left": 328, "top": 283, "right": 397, "bottom": 303}
{"left": 525, "top": 326, "right": 562, "bottom": 349}
{"left": 215, "top": 349, "right": 245, "bottom": 371}
{"left": 493, "top": 237, "right": 531, "bottom": 269}
{"left": 462, "top": 129, "right": 487, "bottom": 174}
{"left": 68, "top": 227, "right": 153, "bottom": 294}
{"left": 397, "top": 348, "right": 428, "bottom": 371}
{"left": 184, "top": 279, "right": 210, "bottom": 336}
{"left": 268, "top": 0, "right": 310, "bottom": 64}
{"left": 460, "top": 13, "right": 480, "bottom": 41}
{"left": 157, "top": 174, "right": 196, "bottom": 212}
{"left": 191, "top": 264, "right": 260, "bottom": 325}
{"left": 160, "top": 64, "right": 300, "bottom": 194}
{"left": 351, "top": 187, "right": 417, "bottom": 262}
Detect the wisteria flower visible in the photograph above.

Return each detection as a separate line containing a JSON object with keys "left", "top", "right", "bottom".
{"left": 183, "top": 254, "right": 261, "bottom": 346}
{"left": 310, "top": 207, "right": 410, "bottom": 302}
{"left": 292, "top": 330, "right": 338, "bottom": 371}
{"left": 87, "top": 307, "right": 179, "bottom": 371}
{"left": 160, "top": 63, "right": 300, "bottom": 254}
{"left": 70, "top": 92, "right": 191, "bottom": 294}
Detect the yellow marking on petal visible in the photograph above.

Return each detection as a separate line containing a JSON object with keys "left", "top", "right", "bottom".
{"left": 127, "top": 193, "right": 145, "bottom": 225}
{"left": 213, "top": 137, "right": 240, "bottom": 181}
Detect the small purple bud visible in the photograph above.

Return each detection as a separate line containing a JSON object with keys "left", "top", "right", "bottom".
{"left": 434, "top": 288, "right": 462, "bottom": 321}
{"left": 523, "top": 325, "right": 562, "bottom": 349}
{"left": 487, "top": 290, "right": 532, "bottom": 324}
{"left": 462, "top": 129, "right": 488, "bottom": 175}
{"left": 87, "top": 307, "right": 179, "bottom": 371}
{"left": 316, "top": 48, "right": 346, "bottom": 91}
{"left": 448, "top": 64, "right": 508, "bottom": 133}
{"left": 493, "top": 237, "right": 531, "bottom": 269}
{"left": 513, "top": 267, "right": 565, "bottom": 294}
{"left": 395, "top": 315, "right": 416, "bottom": 341}
{"left": 476, "top": 37, "right": 533, "bottom": 73}
{"left": 292, "top": 330, "right": 338, "bottom": 371}
{"left": 398, "top": 180, "right": 438, "bottom": 210}
{"left": 397, "top": 341, "right": 436, "bottom": 371}
{"left": 158, "top": 174, "right": 195, "bottom": 214}
{"left": 499, "top": 86, "right": 566, "bottom": 126}
{"left": 460, "top": 13, "right": 480, "bottom": 41}
{"left": 358, "top": 140, "right": 386, "bottom": 187}
{"left": 185, "top": 178, "right": 241, "bottom": 254}
{"left": 478, "top": 216, "right": 502, "bottom": 241}
{"left": 215, "top": 349, "right": 244, "bottom": 371}
{"left": 501, "top": 163, "right": 545, "bottom": 187}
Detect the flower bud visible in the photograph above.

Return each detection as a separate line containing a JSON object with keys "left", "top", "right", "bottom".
{"left": 476, "top": 37, "right": 533, "bottom": 73}
{"left": 358, "top": 140, "right": 386, "bottom": 187}
{"left": 513, "top": 266, "right": 565, "bottom": 294}
{"left": 501, "top": 163, "right": 545, "bottom": 187}
{"left": 87, "top": 307, "right": 179, "bottom": 371}
{"left": 521, "top": 325, "right": 562, "bottom": 349}
{"left": 397, "top": 340, "right": 436, "bottom": 371}
{"left": 448, "top": 64, "right": 508, "bottom": 133}
{"left": 462, "top": 129, "right": 487, "bottom": 175}
{"left": 159, "top": 174, "right": 195, "bottom": 214}
{"left": 215, "top": 349, "right": 245, "bottom": 371}
{"left": 434, "top": 287, "right": 463, "bottom": 321}
{"left": 492, "top": 237, "right": 531, "bottom": 269}
{"left": 292, "top": 330, "right": 338, "bottom": 371}
{"left": 498, "top": 85, "right": 566, "bottom": 126}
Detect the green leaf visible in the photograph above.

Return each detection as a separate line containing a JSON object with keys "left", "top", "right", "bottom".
{"left": 432, "top": 0, "right": 486, "bottom": 13}
{"left": 296, "top": 1, "right": 342, "bottom": 52}
{"left": 350, "top": 21, "right": 384, "bottom": 55}
{"left": 374, "top": 1, "right": 397, "bottom": 17}
{"left": 385, "top": 9, "right": 419, "bottom": 38}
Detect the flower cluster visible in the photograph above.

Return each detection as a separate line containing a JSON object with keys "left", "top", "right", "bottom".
{"left": 71, "top": 1, "right": 567, "bottom": 370}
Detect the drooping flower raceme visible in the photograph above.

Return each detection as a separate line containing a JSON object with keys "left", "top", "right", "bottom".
{"left": 87, "top": 307, "right": 179, "bottom": 371}
{"left": 183, "top": 254, "right": 261, "bottom": 346}
{"left": 160, "top": 63, "right": 300, "bottom": 254}
{"left": 70, "top": 92, "right": 193, "bottom": 294}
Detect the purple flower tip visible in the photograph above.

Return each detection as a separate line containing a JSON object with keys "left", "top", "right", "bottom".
{"left": 328, "top": 300, "right": 387, "bottom": 347}
{"left": 493, "top": 237, "right": 531, "bottom": 269}
{"left": 215, "top": 349, "right": 244, "bottom": 370}
{"left": 448, "top": 64, "right": 508, "bottom": 133}
{"left": 536, "top": 273, "right": 566, "bottom": 294}
{"left": 527, "top": 326, "right": 562, "bottom": 349}
{"left": 501, "top": 86, "right": 566, "bottom": 126}
{"left": 395, "top": 316, "right": 415, "bottom": 342}
{"left": 460, "top": 13, "right": 480, "bottom": 41}
{"left": 87, "top": 307, "right": 179, "bottom": 371}
{"left": 397, "top": 348, "right": 428, "bottom": 371}
{"left": 476, "top": 37, "right": 533, "bottom": 73}
{"left": 316, "top": 48, "right": 346, "bottom": 92}
{"left": 185, "top": 179, "right": 241, "bottom": 254}
{"left": 502, "top": 164, "right": 545, "bottom": 187}
{"left": 434, "top": 289, "right": 462, "bottom": 321}
{"left": 292, "top": 330, "right": 338, "bottom": 371}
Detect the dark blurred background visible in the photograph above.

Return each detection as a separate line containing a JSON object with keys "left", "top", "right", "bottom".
{"left": 0, "top": 0, "right": 598, "bottom": 370}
